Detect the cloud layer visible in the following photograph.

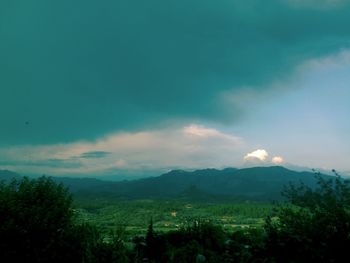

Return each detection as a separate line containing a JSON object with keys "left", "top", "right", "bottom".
{"left": 0, "top": 124, "right": 243, "bottom": 175}
{"left": 1, "top": 0, "right": 350, "bottom": 145}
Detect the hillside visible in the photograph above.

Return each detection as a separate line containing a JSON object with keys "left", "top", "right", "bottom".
{"left": 105, "top": 166, "right": 322, "bottom": 200}
{"left": 0, "top": 166, "right": 328, "bottom": 201}
{"left": 0, "top": 170, "right": 21, "bottom": 182}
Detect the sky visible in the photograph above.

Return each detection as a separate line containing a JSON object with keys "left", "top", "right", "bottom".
{"left": 1, "top": 0, "right": 350, "bottom": 177}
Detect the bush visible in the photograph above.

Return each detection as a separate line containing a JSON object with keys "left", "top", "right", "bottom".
{"left": 0, "top": 177, "right": 76, "bottom": 262}
{"left": 264, "top": 171, "right": 350, "bottom": 262}
{"left": 0, "top": 176, "right": 131, "bottom": 263}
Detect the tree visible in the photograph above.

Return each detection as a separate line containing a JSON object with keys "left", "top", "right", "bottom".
{"left": 264, "top": 171, "right": 350, "bottom": 262}
{"left": 223, "top": 228, "right": 265, "bottom": 263}
{"left": 0, "top": 176, "right": 105, "bottom": 263}
{"left": 165, "top": 219, "right": 225, "bottom": 263}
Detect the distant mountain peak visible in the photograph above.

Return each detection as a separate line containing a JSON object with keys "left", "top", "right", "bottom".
{"left": 0, "top": 166, "right": 331, "bottom": 201}
{"left": 162, "top": 169, "right": 188, "bottom": 176}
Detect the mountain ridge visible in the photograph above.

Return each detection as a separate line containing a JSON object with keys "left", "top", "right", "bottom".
{"left": 0, "top": 166, "right": 331, "bottom": 201}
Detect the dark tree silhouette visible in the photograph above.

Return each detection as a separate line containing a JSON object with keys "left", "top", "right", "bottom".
{"left": 264, "top": 171, "right": 350, "bottom": 262}
{"left": 0, "top": 176, "right": 130, "bottom": 263}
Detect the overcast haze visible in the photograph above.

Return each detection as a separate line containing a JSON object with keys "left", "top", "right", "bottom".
{"left": 1, "top": 0, "right": 350, "bottom": 176}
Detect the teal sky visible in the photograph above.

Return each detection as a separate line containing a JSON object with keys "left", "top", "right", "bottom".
{"left": 1, "top": 0, "right": 350, "bottom": 176}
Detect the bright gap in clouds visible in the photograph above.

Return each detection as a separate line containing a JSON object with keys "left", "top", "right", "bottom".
{"left": 224, "top": 49, "right": 350, "bottom": 172}
{"left": 184, "top": 125, "right": 223, "bottom": 138}
{"left": 0, "top": 124, "right": 245, "bottom": 176}
{"left": 2, "top": 49, "right": 350, "bottom": 175}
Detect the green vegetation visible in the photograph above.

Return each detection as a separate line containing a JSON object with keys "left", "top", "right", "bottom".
{"left": 74, "top": 198, "right": 272, "bottom": 236}
{"left": 264, "top": 171, "right": 350, "bottom": 262}
{"left": 52, "top": 166, "right": 322, "bottom": 202}
{"left": 1, "top": 171, "right": 350, "bottom": 262}
{"left": 0, "top": 177, "right": 131, "bottom": 263}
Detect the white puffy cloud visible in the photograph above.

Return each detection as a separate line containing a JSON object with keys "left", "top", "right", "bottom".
{"left": 244, "top": 149, "right": 269, "bottom": 162}
{"left": 243, "top": 149, "right": 285, "bottom": 166}
{"left": 272, "top": 156, "right": 284, "bottom": 164}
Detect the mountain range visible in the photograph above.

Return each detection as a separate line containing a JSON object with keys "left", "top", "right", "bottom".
{"left": 0, "top": 166, "right": 333, "bottom": 201}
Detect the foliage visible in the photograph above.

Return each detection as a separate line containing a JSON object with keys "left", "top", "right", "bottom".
{"left": 0, "top": 177, "right": 75, "bottom": 262}
{"left": 133, "top": 219, "right": 226, "bottom": 263}
{"left": 223, "top": 228, "right": 266, "bottom": 263}
{"left": 0, "top": 177, "right": 130, "bottom": 263}
{"left": 264, "top": 171, "right": 350, "bottom": 262}
{"left": 2, "top": 171, "right": 350, "bottom": 263}
{"left": 74, "top": 197, "right": 272, "bottom": 236}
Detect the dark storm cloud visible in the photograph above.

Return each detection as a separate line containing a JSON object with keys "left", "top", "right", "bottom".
{"left": 1, "top": 0, "right": 350, "bottom": 145}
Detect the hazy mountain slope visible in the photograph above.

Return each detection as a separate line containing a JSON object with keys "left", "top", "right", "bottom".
{"left": 0, "top": 170, "right": 22, "bottom": 182}
{"left": 0, "top": 167, "right": 329, "bottom": 201}
{"left": 110, "top": 166, "right": 321, "bottom": 200}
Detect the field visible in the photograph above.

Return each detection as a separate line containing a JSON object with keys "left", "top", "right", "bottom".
{"left": 74, "top": 197, "right": 274, "bottom": 237}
